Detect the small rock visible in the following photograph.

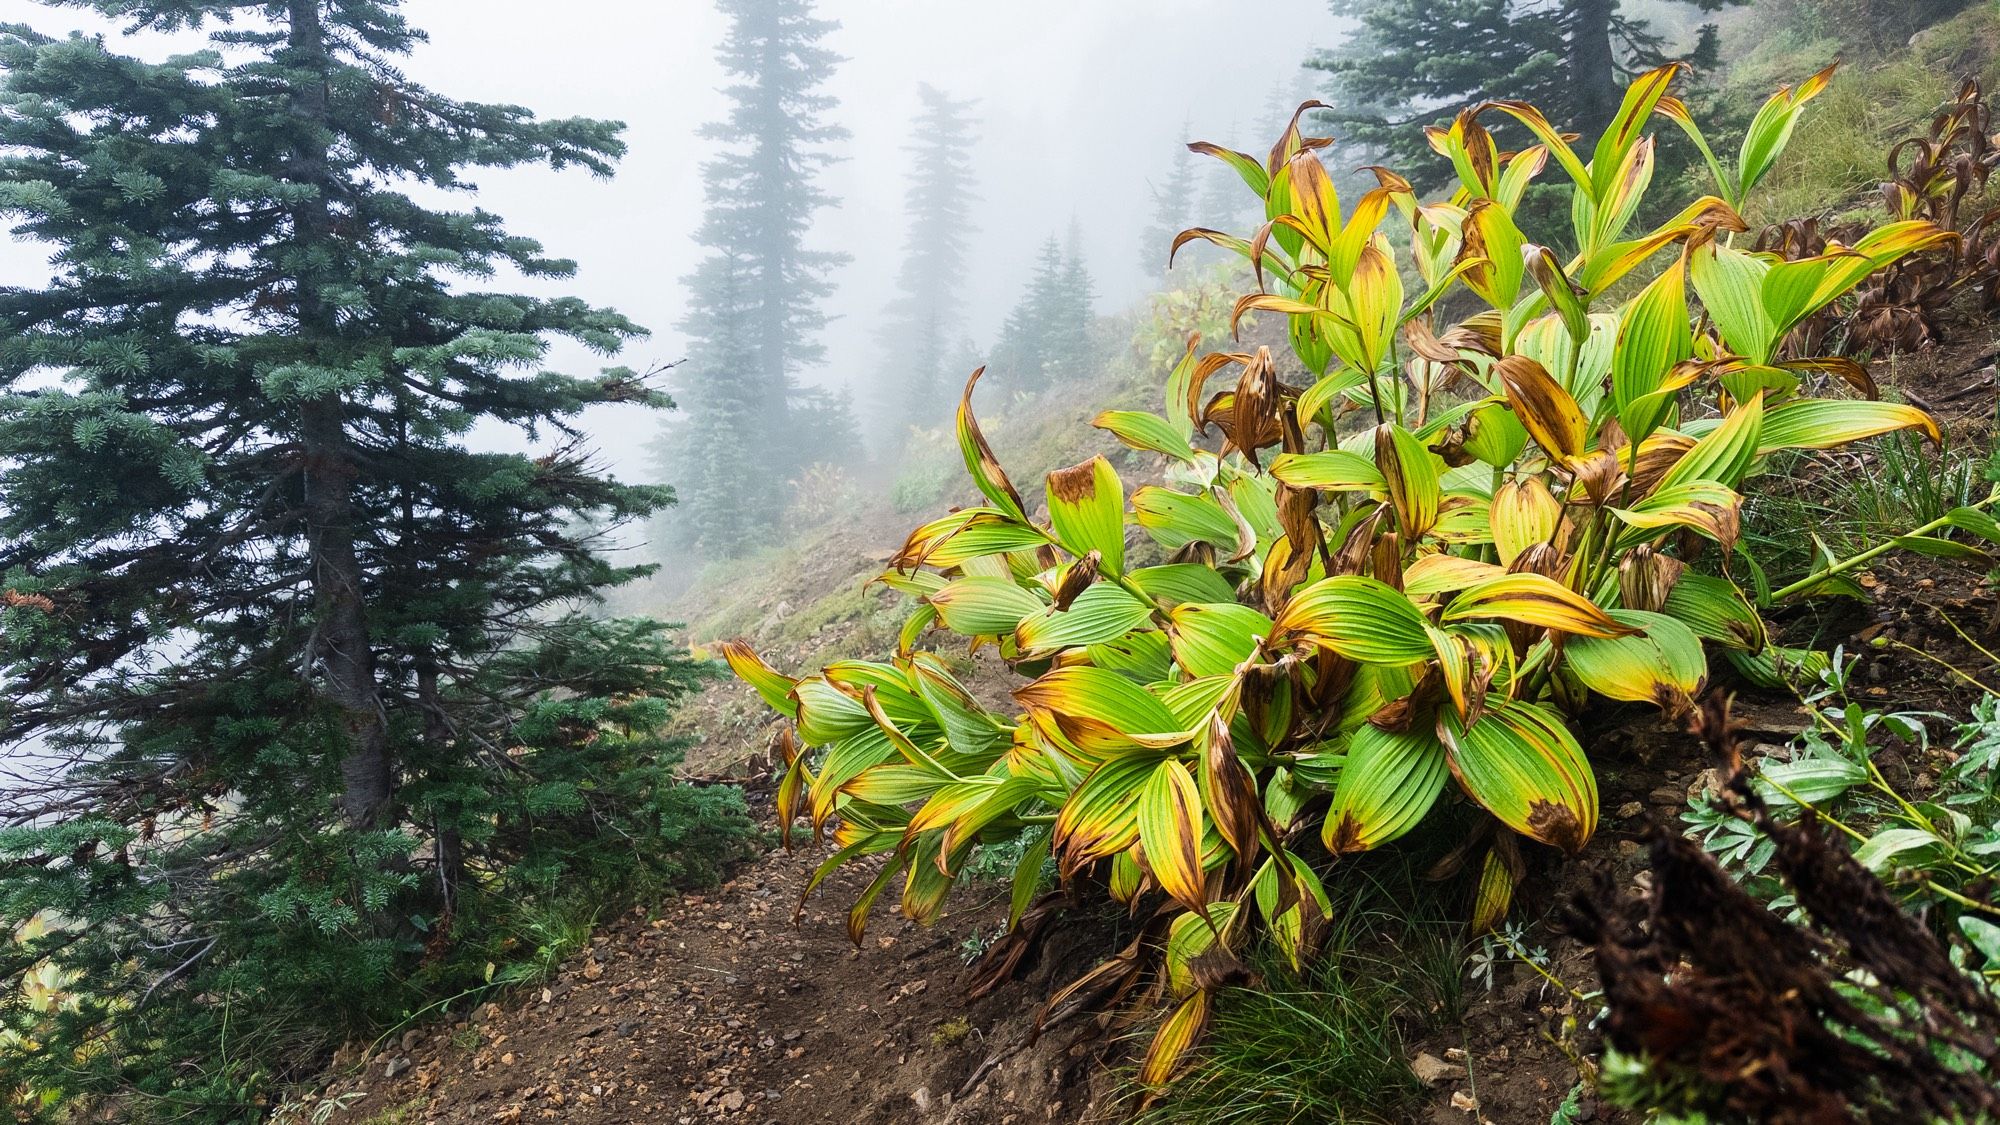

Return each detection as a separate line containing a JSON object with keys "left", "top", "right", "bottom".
{"left": 500, "top": 1052, "right": 516, "bottom": 1067}
{"left": 582, "top": 959, "right": 604, "bottom": 981}
{"left": 1616, "top": 801, "right": 1643, "bottom": 819}
{"left": 1410, "top": 1052, "right": 1466, "bottom": 1085}
{"left": 385, "top": 1055, "right": 412, "bottom": 1079}
{"left": 1451, "top": 1089, "right": 1481, "bottom": 1113}
{"left": 911, "top": 1087, "right": 932, "bottom": 1114}
{"left": 718, "top": 1090, "right": 746, "bottom": 1112}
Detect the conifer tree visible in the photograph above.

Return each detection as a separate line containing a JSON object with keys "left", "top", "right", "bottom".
{"left": 661, "top": 0, "right": 851, "bottom": 555}
{"left": 1309, "top": 0, "right": 1739, "bottom": 189}
{"left": 1137, "top": 125, "right": 1198, "bottom": 281}
{"left": 876, "top": 84, "right": 979, "bottom": 445}
{"left": 992, "top": 232, "right": 1096, "bottom": 395}
{"left": 0, "top": 3, "right": 749, "bottom": 1113}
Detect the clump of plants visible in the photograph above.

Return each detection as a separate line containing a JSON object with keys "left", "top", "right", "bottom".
{"left": 1756, "top": 75, "right": 1999, "bottom": 355}
{"left": 727, "top": 64, "right": 1953, "bottom": 1080}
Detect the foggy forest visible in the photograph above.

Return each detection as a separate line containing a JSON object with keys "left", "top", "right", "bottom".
{"left": 4, "top": 0, "right": 2000, "bottom": 1121}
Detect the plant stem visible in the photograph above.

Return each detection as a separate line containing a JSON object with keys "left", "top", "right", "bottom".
{"left": 1769, "top": 486, "right": 2000, "bottom": 603}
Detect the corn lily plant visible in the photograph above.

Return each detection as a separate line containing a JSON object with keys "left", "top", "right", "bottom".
{"left": 724, "top": 65, "right": 1949, "bottom": 1085}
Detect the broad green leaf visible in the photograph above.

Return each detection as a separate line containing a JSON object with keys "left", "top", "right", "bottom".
{"left": 1269, "top": 449, "right": 1386, "bottom": 494}
{"left": 1690, "top": 242, "right": 1776, "bottom": 364}
{"left": 1754, "top": 757, "right": 1866, "bottom": 808}
{"left": 1094, "top": 410, "right": 1198, "bottom": 463}
{"left": 927, "top": 576, "right": 1047, "bottom": 636}
{"left": 1756, "top": 400, "right": 1941, "bottom": 455}
{"left": 1015, "top": 583, "right": 1153, "bottom": 656}
{"left": 1852, "top": 827, "right": 1943, "bottom": 874}
{"left": 1322, "top": 725, "right": 1448, "bottom": 854}
{"left": 1133, "top": 486, "right": 1243, "bottom": 553}
{"left": 1131, "top": 564, "right": 1240, "bottom": 607}
{"left": 1047, "top": 456, "right": 1127, "bottom": 575}
{"left": 1565, "top": 608, "right": 1706, "bottom": 708}
{"left": 1662, "top": 573, "right": 1766, "bottom": 650}
{"left": 1658, "top": 392, "right": 1763, "bottom": 491}
{"left": 1169, "top": 602, "right": 1275, "bottom": 678}
{"left": 1441, "top": 699, "right": 1597, "bottom": 853}
{"left": 1612, "top": 258, "right": 1692, "bottom": 442}
{"left": 1274, "top": 575, "right": 1433, "bottom": 664}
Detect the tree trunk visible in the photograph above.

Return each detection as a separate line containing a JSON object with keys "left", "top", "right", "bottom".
{"left": 288, "top": 0, "right": 394, "bottom": 830}
{"left": 1567, "top": 0, "right": 1622, "bottom": 138}
{"left": 417, "top": 658, "right": 463, "bottom": 912}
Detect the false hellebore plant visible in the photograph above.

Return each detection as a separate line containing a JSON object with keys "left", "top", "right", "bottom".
{"left": 724, "top": 64, "right": 1952, "bottom": 1084}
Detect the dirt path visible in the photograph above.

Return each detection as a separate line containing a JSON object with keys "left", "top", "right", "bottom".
{"left": 320, "top": 835, "right": 1114, "bottom": 1125}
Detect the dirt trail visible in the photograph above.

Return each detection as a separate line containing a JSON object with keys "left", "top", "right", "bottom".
{"left": 322, "top": 831, "right": 1117, "bottom": 1125}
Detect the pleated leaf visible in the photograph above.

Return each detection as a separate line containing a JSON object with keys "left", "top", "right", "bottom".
{"left": 1441, "top": 699, "right": 1598, "bottom": 854}
{"left": 1322, "top": 724, "right": 1449, "bottom": 854}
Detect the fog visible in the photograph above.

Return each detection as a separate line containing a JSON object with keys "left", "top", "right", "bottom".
{"left": 0, "top": 1, "right": 1344, "bottom": 481}
{"left": 399, "top": 0, "right": 1343, "bottom": 479}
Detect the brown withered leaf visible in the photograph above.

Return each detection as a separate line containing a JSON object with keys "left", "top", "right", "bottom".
{"left": 1051, "top": 550, "right": 1100, "bottom": 611}
{"left": 1202, "top": 714, "right": 1266, "bottom": 868}
{"left": 1618, "top": 544, "right": 1685, "bottom": 613}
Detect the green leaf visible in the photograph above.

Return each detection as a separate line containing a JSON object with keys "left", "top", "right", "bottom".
{"left": 1662, "top": 573, "right": 1766, "bottom": 650}
{"left": 1131, "top": 564, "right": 1240, "bottom": 607}
{"left": 927, "top": 577, "right": 1047, "bottom": 636}
{"left": 1133, "top": 487, "right": 1243, "bottom": 553}
{"left": 1094, "top": 410, "right": 1198, "bottom": 463}
{"left": 1015, "top": 583, "right": 1154, "bottom": 656}
{"left": 1047, "top": 456, "right": 1127, "bottom": 575}
{"left": 1441, "top": 700, "right": 1597, "bottom": 853}
{"left": 1268, "top": 449, "right": 1387, "bottom": 494}
{"left": 1756, "top": 400, "right": 1940, "bottom": 455}
{"left": 1852, "top": 827, "right": 1942, "bottom": 874}
{"left": 1754, "top": 758, "right": 1866, "bottom": 807}
{"left": 1274, "top": 575, "right": 1433, "bottom": 664}
{"left": 1169, "top": 602, "right": 1275, "bottom": 678}
{"left": 1322, "top": 725, "right": 1448, "bottom": 854}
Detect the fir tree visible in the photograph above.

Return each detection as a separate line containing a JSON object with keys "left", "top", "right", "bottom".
{"left": 991, "top": 231, "right": 1096, "bottom": 395}
{"left": 1138, "top": 124, "right": 1198, "bottom": 281}
{"left": 875, "top": 84, "right": 979, "bottom": 445}
{"left": 1309, "top": 0, "right": 1739, "bottom": 190}
{"left": 661, "top": 0, "right": 852, "bottom": 555}
{"left": 0, "top": 3, "right": 750, "bottom": 1115}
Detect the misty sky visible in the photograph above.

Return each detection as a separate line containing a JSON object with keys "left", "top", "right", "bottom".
{"left": 1, "top": 1, "right": 1347, "bottom": 480}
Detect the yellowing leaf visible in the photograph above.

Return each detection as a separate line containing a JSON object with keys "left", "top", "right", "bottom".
{"left": 1442, "top": 573, "right": 1630, "bottom": 637}
{"left": 1047, "top": 456, "right": 1127, "bottom": 575}
{"left": 1441, "top": 700, "right": 1597, "bottom": 854}
{"left": 1322, "top": 725, "right": 1448, "bottom": 854}
{"left": 1274, "top": 575, "right": 1434, "bottom": 664}
{"left": 956, "top": 367, "right": 1029, "bottom": 522}
{"left": 717, "top": 640, "right": 798, "bottom": 719}
{"left": 1015, "top": 666, "right": 1187, "bottom": 753}
{"left": 1565, "top": 608, "right": 1706, "bottom": 710}
{"left": 1138, "top": 989, "right": 1212, "bottom": 1088}
{"left": 1139, "top": 759, "right": 1208, "bottom": 913}
{"left": 1489, "top": 477, "right": 1561, "bottom": 565}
